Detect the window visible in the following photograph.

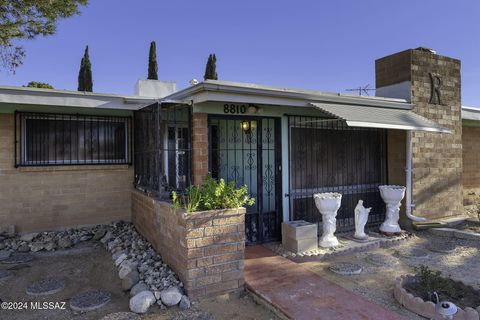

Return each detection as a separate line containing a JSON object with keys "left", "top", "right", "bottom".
{"left": 15, "top": 112, "right": 131, "bottom": 166}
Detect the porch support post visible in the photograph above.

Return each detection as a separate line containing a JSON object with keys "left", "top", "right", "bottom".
{"left": 192, "top": 112, "right": 209, "bottom": 185}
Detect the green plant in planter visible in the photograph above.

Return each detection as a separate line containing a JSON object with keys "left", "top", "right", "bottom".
{"left": 413, "top": 265, "right": 453, "bottom": 301}
{"left": 172, "top": 176, "right": 254, "bottom": 213}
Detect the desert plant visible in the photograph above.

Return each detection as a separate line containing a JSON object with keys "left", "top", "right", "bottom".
{"left": 172, "top": 175, "right": 254, "bottom": 213}
{"left": 413, "top": 265, "right": 453, "bottom": 301}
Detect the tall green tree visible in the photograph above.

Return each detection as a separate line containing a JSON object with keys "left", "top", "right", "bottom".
{"left": 78, "top": 46, "right": 93, "bottom": 92}
{"left": 0, "top": 0, "right": 88, "bottom": 73}
{"left": 148, "top": 41, "right": 158, "bottom": 80}
{"left": 203, "top": 53, "right": 218, "bottom": 80}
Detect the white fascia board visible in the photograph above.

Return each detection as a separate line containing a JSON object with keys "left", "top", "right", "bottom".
{"left": 166, "top": 82, "right": 413, "bottom": 110}
{"left": 346, "top": 121, "right": 451, "bottom": 133}
{"left": 193, "top": 91, "right": 310, "bottom": 107}
{"left": 461, "top": 106, "right": 480, "bottom": 121}
{"left": 0, "top": 89, "right": 156, "bottom": 110}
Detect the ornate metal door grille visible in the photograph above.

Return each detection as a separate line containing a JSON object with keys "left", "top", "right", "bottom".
{"left": 209, "top": 116, "right": 282, "bottom": 244}
{"left": 288, "top": 116, "right": 387, "bottom": 232}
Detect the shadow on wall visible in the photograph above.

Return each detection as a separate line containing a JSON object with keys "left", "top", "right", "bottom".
{"left": 413, "top": 171, "right": 462, "bottom": 215}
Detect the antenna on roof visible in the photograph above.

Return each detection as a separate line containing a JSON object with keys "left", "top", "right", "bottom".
{"left": 345, "top": 84, "right": 376, "bottom": 96}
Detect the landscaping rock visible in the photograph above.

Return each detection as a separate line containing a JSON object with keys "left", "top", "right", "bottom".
{"left": 17, "top": 243, "right": 30, "bottom": 252}
{"left": 101, "top": 231, "right": 113, "bottom": 244}
{"left": 19, "top": 233, "right": 38, "bottom": 242}
{"left": 160, "top": 286, "right": 182, "bottom": 306}
{"left": 58, "top": 237, "right": 73, "bottom": 249}
{"left": 129, "top": 290, "right": 155, "bottom": 314}
{"left": 114, "top": 253, "right": 128, "bottom": 267}
{"left": 26, "top": 278, "right": 65, "bottom": 296}
{"left": 70, "top": 289, "right": 111, "bottom": 312}
{"left": 122, "top": 270, "right": 140, "bottom": 291}
{"left": 44, "top": 241, "right": 56, "bottom": 251}
{"left": 179, "top": 295, "right": 191, "bottom": 310}
{"left": 93, "top": 228, "right": 107, "bottom": 241}
{"left": 29, "top": 242, "right": 44, "bottom": 252}
{"left": 366, "top": 253, "right": 399, "bottom": 267}
{"left": 130, "top": 282, "right": 149, "bottom": 297}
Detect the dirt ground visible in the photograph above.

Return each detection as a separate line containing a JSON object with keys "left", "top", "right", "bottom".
{"left": 0, "top": 242, "right": 279, "bottom": 320}
{"left": 301, "top": 230, "right": 480, "bottom": 319}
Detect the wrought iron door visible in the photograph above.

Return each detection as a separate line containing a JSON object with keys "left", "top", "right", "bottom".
{"left": 288, "top": 117, "right": 387, "bottom": 232}
{"left": 209, "top": 116, "right": 282, "bottom": 244}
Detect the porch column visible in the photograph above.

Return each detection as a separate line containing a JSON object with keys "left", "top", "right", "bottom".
{"left": 375, "top": 48, "right": 463, "bottom": 220}
{"left": 192, "top": 113, "right": 209, "bottom": 185}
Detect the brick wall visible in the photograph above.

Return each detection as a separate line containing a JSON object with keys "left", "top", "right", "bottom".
{"left": 0, "top": 114, "right": 134, "bottom": 232}
{"left": 131, "top": 190, "right": 245, "bottom": 298}
{"left": 462, "top": 126, "right": 480, "bottom": 205}
{"left": 192, "top": 113, "right": 208, "bottom": 185}
{"left": 376, "top": 49, "right": 463, "bottom": 219}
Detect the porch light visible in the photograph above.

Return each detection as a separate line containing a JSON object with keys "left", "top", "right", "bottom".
{"left": 241, "top": 120, "right": 251, "bottom": 133}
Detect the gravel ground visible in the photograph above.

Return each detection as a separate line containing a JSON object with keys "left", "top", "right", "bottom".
{"left": 0, "top": 242, "right": 279, "bottom": 320}
{"left": 301, "top": 230, "right": 480, "bottom": 319}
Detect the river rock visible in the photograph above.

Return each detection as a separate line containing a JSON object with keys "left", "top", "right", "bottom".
{"left": 115, "top": 253, "right": 128, "bottom": 267}
{"left": 29, "top": 242, "right": 44, "bottom": 252}
{"left": 160, "top": 286, "right": 182, "bottom": 306}
{"left": 179, "top": 295, "right": 191, "bottom": 310}
{"left": 57, "top": 237, "right": 73, "bottom": 249}
{"left": 93, "top": 228, "right": 107, "bottom": 241}
{"left": 19, "top": 233, "right": 38, "bottom": 242}
{"left": 130, "top": 283, "right": 149, "bottom": 297}
{"left": 122, "top": 270, "right": 140, "bottom": 291}
{"left": 129, "top": 291, "right": 155, "bottom": 314}
{"left": 17, "top": 243, "right": 30, "bottom": 253}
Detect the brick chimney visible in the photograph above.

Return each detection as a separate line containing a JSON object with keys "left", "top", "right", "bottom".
{"left": 375, "top": 48, "right": 463, "bottom": 219}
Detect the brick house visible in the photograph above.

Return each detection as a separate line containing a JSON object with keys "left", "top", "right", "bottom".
{"left": 0, "top": 48, "right": 479, "bottom": 296}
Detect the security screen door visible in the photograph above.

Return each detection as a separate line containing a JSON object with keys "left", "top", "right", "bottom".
{"left": 209, "top": 116, "right": 282, "bottom": 244}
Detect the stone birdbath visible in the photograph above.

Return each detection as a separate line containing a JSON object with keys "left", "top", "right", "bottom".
{"left": 314, "top": 192, "right": 342, "bottom": 248}
{"left": 379, "top": 185, "right": 405, "bottom": 234}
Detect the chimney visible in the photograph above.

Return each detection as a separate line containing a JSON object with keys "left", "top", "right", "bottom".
{"left": 375, "top": 48, "right": 462, "bottom": 220}
{"left": 134, "top": 79, "right": 176, "bottom": 98}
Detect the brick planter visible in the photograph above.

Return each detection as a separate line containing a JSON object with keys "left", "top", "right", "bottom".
{"left": 131, "top": 190, "right": 246, "bottom": 298}
{"left": 394, "top": 276, "right": 480, "bottom": 320}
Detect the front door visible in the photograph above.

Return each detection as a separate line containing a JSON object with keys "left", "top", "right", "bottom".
{"left": 209, "top": 116, "right": 282, "bottom": 244}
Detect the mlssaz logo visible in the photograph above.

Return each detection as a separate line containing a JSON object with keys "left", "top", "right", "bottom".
{"left": 429, "top": 72, "right": 443, "bottom": 105}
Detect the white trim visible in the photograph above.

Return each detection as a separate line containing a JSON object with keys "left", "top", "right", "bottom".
{"left": 345, "top": 121, "right": 451, "bottom": 133}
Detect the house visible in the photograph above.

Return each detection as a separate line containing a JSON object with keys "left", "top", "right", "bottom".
{"left": 2, "top": 46, "right": 478, "bottom": 297}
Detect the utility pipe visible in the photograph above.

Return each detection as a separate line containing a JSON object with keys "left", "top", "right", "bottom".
{"left": 405, "top": 130, "right": 427, "bottom": 222}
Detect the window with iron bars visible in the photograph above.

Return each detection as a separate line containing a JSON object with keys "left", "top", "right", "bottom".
{"left": 14, "top": 111, "right": 132, "bottom": 167}
{"left": 133, "top": 103, "right": 192, "bottom": 199}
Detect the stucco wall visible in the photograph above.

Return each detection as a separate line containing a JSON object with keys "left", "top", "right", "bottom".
{"left": 462, "top": 126, "right": 480, "bottom": 205}
{"left": 0, "top": 113, "right": 133, "bottom": 232}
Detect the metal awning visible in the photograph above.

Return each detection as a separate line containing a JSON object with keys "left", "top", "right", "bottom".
{"left": 310, "top": 102, "right": 450, "bottom": 133}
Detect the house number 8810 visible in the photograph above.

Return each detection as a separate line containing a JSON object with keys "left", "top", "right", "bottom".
{"left": 224, "top": 104, "right": 247, "bottom": 114}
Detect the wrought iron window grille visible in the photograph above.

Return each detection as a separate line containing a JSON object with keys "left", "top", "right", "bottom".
{"left": 133, "top": 103, "right": 192, "bottom": 199}
{"left": 14, "top": 111, "right": 132, "bottom": 167}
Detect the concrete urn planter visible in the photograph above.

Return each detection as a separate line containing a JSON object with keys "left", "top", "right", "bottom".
{"left": 379, "top": 185, "right": 405, "bottom": 233}
{"left": 314, "top": 192, "right": 342, "bottom": 248}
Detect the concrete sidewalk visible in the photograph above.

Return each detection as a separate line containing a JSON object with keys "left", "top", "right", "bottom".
{"left": 244, "top": 246, "right": 404, "bottom": 320}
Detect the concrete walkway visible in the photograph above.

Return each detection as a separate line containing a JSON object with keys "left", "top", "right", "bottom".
{"left": 244, "top": 246, "right": 404, "bottom": 320}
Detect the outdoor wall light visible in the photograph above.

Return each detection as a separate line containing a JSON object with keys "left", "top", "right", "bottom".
{"left": 247, "top": 105, "right": 258, "bottom": 114}
{"left": 241, "top": 120, "right": 251, "bottom": 133}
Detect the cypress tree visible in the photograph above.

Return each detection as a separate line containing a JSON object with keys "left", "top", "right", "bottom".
{"left": 78, "top": 46, "right": 93, "bottom": 92}
{"left": 148, "top": 41, "right": 158, "bottom": 80}
{"left": 203, "top": 53, "right": 218, "bottom": 80}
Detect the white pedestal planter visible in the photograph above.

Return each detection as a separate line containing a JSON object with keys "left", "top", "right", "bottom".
{"left": 379, "top": 185, "right": 406, "bottom": 233}
{"left": 314, "top": 192, "right": 342, "bottom": 248}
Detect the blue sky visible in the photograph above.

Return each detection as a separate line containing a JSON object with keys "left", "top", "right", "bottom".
{"left": 2, "top": 1, "right": 480, "bottom": 105}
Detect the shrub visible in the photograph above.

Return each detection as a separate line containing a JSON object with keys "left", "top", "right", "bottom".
{"left": 413, "top": 265, "right": 453, "bottom": 301}
{"left": 172, "top": 176, "right": 254, "bottom": 213}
